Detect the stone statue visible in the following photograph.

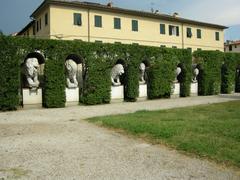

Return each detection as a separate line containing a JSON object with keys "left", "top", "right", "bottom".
{"left": 192, "top": 68, "right": 199, "bottom": 83}
{"left": 24, "top": 57, "right": 40, "bottom": 89}
{"left": 65, "top": 59, "right": 78, "bottom": 88}
{"left": 139, "top": 63, "right": 146, "bottom": 84}
{"left": 174, "top": 67, "right": 182, "bottom": 83}
{"left": 111, "top": 64, "right": 124, "bottom": 86}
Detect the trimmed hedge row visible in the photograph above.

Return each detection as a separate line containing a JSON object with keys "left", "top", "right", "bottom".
{"left": 222, "top": 53, "right": 240, "bottom": 94}
{"left": 1, "top": 35, "right": 240, "bottom": 111}
{"left": 193, "top": 51, "right": 223, "bottom": 95}
{"left": 0, "top": 36, "right": 20, "bottom": 111}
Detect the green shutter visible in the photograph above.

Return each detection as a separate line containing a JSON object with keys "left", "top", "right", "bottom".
{"left": 160, "top": 24, "right": 165, "bottom": 34}
{"left": 45, "top": 13, "right": 48, "bottom": 26}
{"left": 114, "top": 18, "right": 121, "bottom": 29}
{"left": 74, "top": 13, "right": 82, "bottom": 26}
{"left": 95, "top": 15, "right": 102, "bottom": 27}
{"left": 187, "top": 28, "right": 192, "bottom": 38}
{"left": 176, "top": 26, "right": 179, "bottom": 36}
{"left": 215, "top": 32, "right": 220, "bottom": 41}
{"left": 169, "top": 25, "right": 172, "bottom": 35}
{"left": 197, "top": 29, "right": 201, "bottom": 39}
{"left": 132, "top": 20, "right": 138, "bottom": 31}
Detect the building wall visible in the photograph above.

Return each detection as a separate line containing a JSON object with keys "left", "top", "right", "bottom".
{"left": 34, "top": 7, "right": 51, "bottom": 39}
{"left": 50, "top": 5, "right": 89, "bottom": 41}
{"left": 183, "top": 24, "right": 224, "bottom": 51}
{"left": 225, "top": 44, "right": 240, "bottom": 52}
{"left": 32, "top": 4, "right": 224, "bottom": 51}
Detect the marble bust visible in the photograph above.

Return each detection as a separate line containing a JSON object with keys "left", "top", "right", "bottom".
{"left": 139, "top": 63, "right": 146, "bottom": 84}
{"left": 111, "top": 64, "right": 124, "bottom": 86}
{"left": 192, "top": 68, "right": 199, "bottom": 83}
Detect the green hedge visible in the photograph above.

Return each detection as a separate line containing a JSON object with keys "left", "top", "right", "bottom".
{"left": 0, "top": 35, "right": 20, "bottom": 111}
{"left": 193, "top": 51, "right": 224, "bottom": 95}
{"left": 222, "top": 53, "right": 240, "bottom": 93}
{"left": 0, "top": 36, "right": 192, "bottom": 110}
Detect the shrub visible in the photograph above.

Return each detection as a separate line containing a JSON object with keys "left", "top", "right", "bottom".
{"left": 0, "top": 36, "right": 20, "bottom": 111}
{"left": 193, "top": 51, "right": 223, "bottom": 95}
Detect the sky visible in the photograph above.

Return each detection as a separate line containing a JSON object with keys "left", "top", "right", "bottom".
{"left": 0, "top": 0, "right": 239, "bottom": 40}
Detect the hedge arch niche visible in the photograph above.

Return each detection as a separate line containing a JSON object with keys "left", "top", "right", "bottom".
{"left": 171, "top": 64, "right": 182, "bottom": 98}
{"left": 111, "top": 59, "right": 126, "bottom": 101}
{"left": 190, "top": 64, "right": 200, "bottom": 96}
{"left": 139, "top": 59, "right": 150, "bottom": 99}
{"left": 65, "top": 54, "right": 84, "bottom": 104}
{"left": 235, "top": 65, "right": 240, "bottom": 92}
{"left": 21, "top": 50, "right": 45, "bottom": 106}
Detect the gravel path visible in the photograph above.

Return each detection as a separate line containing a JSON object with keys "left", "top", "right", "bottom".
{"left": 0, "top": 95, "right": 240, "bottom": 179}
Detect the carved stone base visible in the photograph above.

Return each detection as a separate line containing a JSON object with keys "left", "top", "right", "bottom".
{"left": 139, "top": 84, "right": 147, "bottom": 98}
{"left": 191, "top": 83, "right": 198, "bottom": 96}
{"left": 111, "top": 86, "right": 124, "bottom": 100}
{"left": 171, "top": 83, "right": 180, "bottom": 98}
{"left": 66, "top": 88, "right": 79, "bottom": 102}
{"left": 22, "top": 88, "right": 42, "bottom": 105}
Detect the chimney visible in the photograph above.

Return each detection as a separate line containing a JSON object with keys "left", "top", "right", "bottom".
{"left": 173, "top": 12, "right": 180, "bottom": 18}
{"left": 107, "top": 1, "right": 113, "bottom": 7}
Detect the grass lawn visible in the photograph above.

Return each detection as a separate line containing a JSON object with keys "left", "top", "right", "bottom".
{"left": 87, "top": 101, "right": 240, "bottom": 168}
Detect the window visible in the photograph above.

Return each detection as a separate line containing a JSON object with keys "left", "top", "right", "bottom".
{"left": 229, "top": 45, "right": 232, "bottom": 51}
{"left": 33, "top": 24, "right": 36, "bottom": 35}
{"left": 172, "top": 46, "right": 177, "bottom": 49}
{"left": 74, "top": 13, "right": 82, "bottom": 26}
{"left": 187, "top": 47, "right": 192, "bottom": 52}
{"left": 235, "top": 45, "right": 237, "bottom": 48}
{"left": 187, "top": 27, "right": 192, "bottom": 38}
{"left": 39, "top": 18, "right": 41, "bottom": 30}
{"left": 160, "top": 24, "right": 165, "bottom": 34}
{"left": 197, "top": 48, "right": 202, "bottom": 51}
{"left": 36, "top": 21, "right": 39, "bottom": 32}
{"left": 215, "top": 32, "right": 220, "bottom": 41}
{"left": 95, "top": 15, "right": 102, "bottom": 27}
{"left": 169, "top": 25, "right": 179, "bottom": 36}
{"left": 132, "top": 20, "right": 138, "bottom": 32}
{"left": 114, "top": 17, "right": 121, "bottom": 29}
{"left": 95, "top": 40, "right": 103, "bottom": 43}
{"left": 160, "top": 45, "right": 166, "bottom": 48}
{"left": 45, "top": 13, "right": 48, "bottom": 26}
{"left": 197, "top": 29, "right": 201, "bottom": 39}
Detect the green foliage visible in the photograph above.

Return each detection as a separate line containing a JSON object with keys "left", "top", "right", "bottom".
{"left": 0, "top": 36, "right": 192, "bottom": 110}
{"left": 43, "top": 54, "right": 66, "bottom": 108}
{"left": 88, "top": 101, "right": 240, "bottom": 167}
{"left": 0, "top": 36, "right": 20, "bottom": 111}
{"left": 221, "top": 53, "right": 240, "bottom": 93}
{"left": 145, "top": 47, "right": 191, "bottom": 99}
{"left": 193, "top": 51, "right": 223, "bottom": 95}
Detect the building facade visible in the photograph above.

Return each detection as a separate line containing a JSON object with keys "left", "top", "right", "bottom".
{"left": 17, "top": 0, "right": 227, "bottom": 52}
{"left": 225, "top": 40, "right": 240, "bottom": 53}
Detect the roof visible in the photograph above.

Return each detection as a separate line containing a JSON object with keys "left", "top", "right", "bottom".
{"left": 31, "top": 0, "right": 228, "bottom": 29}
{"left": 225, "top": 40, "right": 240, "bottom": 46}
{"left": 17, "top": 20, "right": 35, "bottom": 35}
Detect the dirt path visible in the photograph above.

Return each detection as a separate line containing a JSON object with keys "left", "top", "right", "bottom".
{"left": 0, "top": 95, "right": 240, "bottom": 179}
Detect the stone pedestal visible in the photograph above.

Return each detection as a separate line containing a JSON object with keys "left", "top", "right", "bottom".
{"left": 111, "top": 86, "right": 124, "bottom": 100}
{"left": 66, "top": 88, "right": 79, "bottom": 102}
{"left": 22, "top": 88, "right": 42, "bottom": 105}
{"left": 171, "top": 83, "right": 180, "bottom": 98}
{"left": 139, "top": 84, "right": 147, "bottom": 98}
{"left": 191, "top": 83, "right": 198, "bottom": 96}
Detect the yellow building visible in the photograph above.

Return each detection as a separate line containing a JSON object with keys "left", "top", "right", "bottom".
{"left": 17, "top": 0, "right": 227, "bottom": 51}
